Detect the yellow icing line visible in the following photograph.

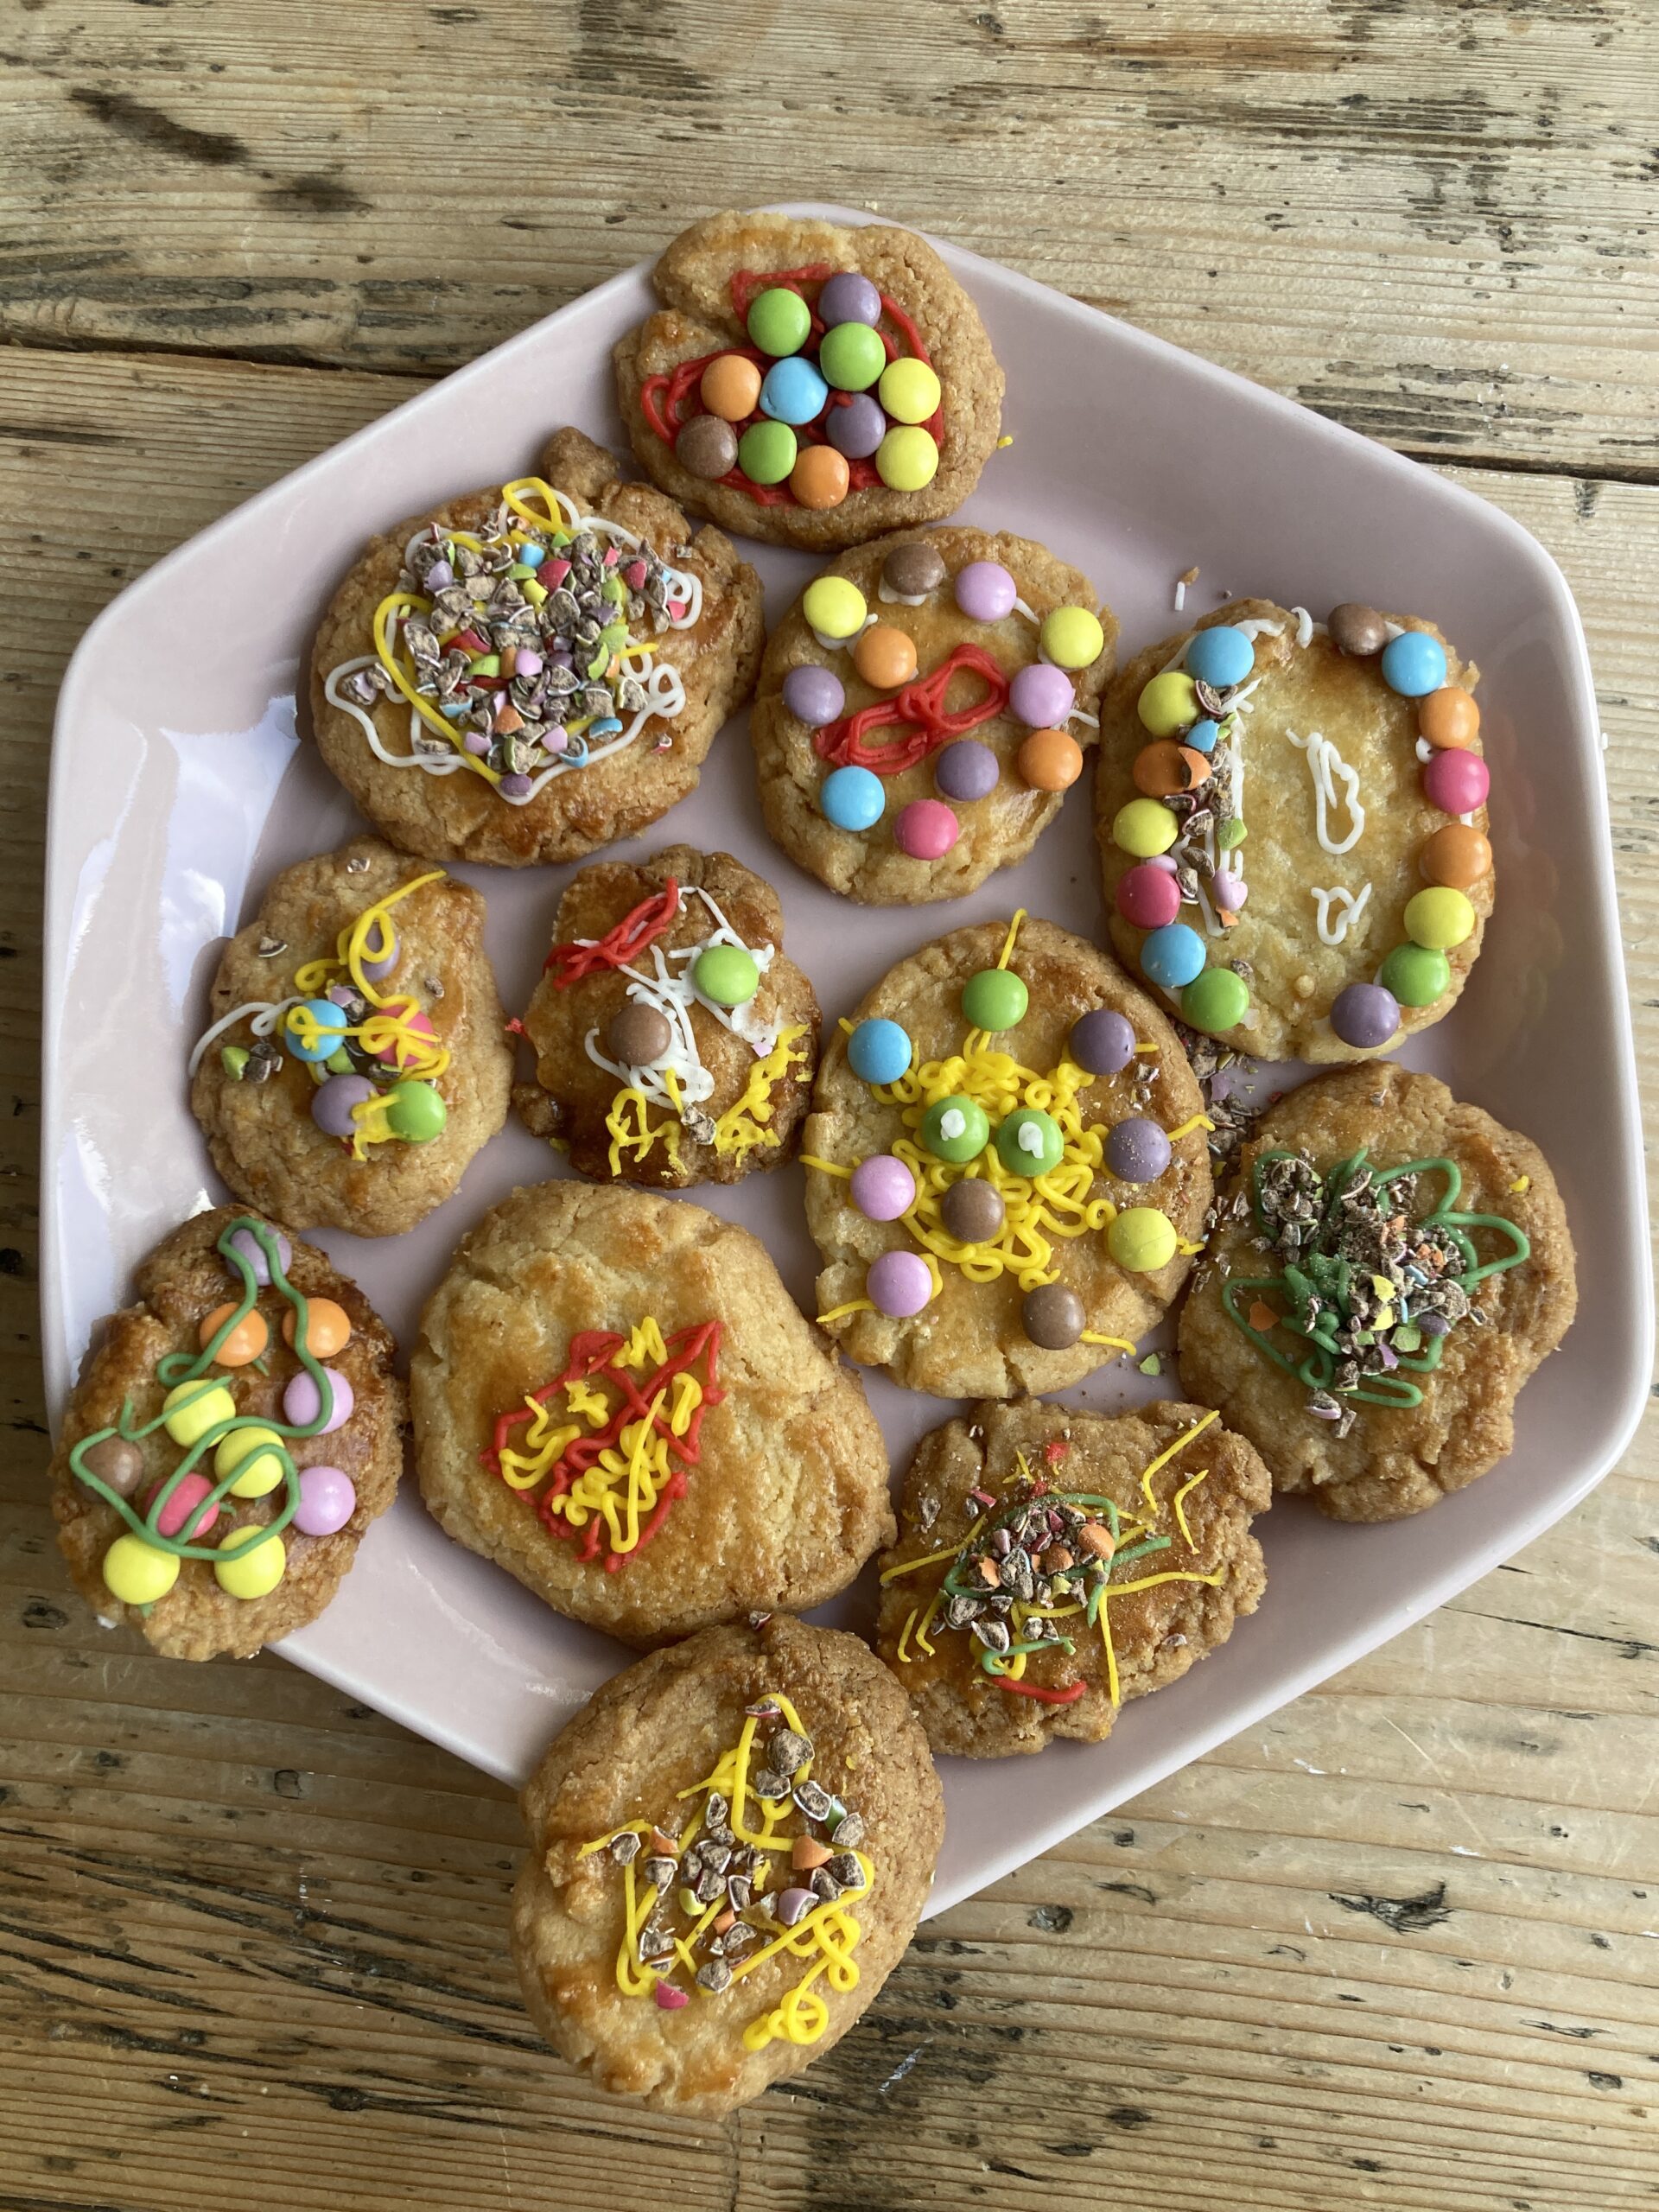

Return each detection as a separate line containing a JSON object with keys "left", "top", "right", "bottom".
{"left": 1165, "top": 1114, "right": 1216, "bottom": 1141}
{"left": 1137, "top": 1408, "right": 1219, "bottom": 1516}
{"left": 1170, "top": 1467, "right": 1210, "bottom": 1551}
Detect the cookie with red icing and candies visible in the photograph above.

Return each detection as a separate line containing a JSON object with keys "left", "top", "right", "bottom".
{"left": 513, "top": 844, "right": 820, "bottom": 1188}
{"left": 1096, "top": 598, "right": 1491, "bottom": 1064}
{"left": 801, "top": 912, "right": 1212, "bottom": 1398}
{"left": 751, "top": 527, "right": 1114, "bottom": 903}
{"left": 49, "top": 1209, "right": 404, "bottom": 1662}
{"left": 613, "top": 211, "right": 1005, "bottom": 552}
{"left": 310, "top": 426, "right": 762, "bottom": 868}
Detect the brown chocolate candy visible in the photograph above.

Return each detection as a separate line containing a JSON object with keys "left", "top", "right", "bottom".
{"left": 607, "top": 1002, "right": 674, "bottom": 1067}
{"left": 1328, "top": 602, "right": 1388, "bottom": 658}
{"left": 1021, "top": 1281, "right": 1085, "bottom": 1350}
{"left": 676, "top": 414, "right": 740, "bottom": 481}
{"left": 939, "top": 1177, "right": 1006, "bottom": 1246}
{"left": 883, "top": 540, "right": 947, "bottom": 598}
{"left": 79, "top": 1435, "right": 145, "bottom": 1497}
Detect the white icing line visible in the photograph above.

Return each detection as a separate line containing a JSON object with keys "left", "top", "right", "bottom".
{"left": 1234, "top": 617, "right": 1285, "bottom": 641}
{"left": 1290, "top": 606, "right": 1314, "bottom": 648}
{"left": 188, "top": 996, "right": 303, "bottom": 1078}
{"left": 876, "top": 577, "right": 929, "bottom": 607}
{"left": 1173, "top": 579, "right": 1187, "bottom": 613}
{"left": 1415, "top": 736, "right": 1436, "bottom": 764}
{"left": 812, "top": 613, "right": 877, "bottom": 653}
{"left": 1287, "top": 725, "right": 1366, "bottom": 855}
{"left": 1311, "top": 883, "right": 1373, "bottom": 945}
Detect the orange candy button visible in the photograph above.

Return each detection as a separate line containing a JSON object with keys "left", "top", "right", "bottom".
{"left": 1419, "top": 685, "right": 1479, "bottom": 749}
{"left": 698, "top": 353, "right": 762, "bottom": 423}
{"left": 853, "top": 623, "right": 918, "bottom": 690}
{"left": 1420, "top": 822, "right": 1492, "bottom": 889}
{"left": 790, "top": 443, "right": 851, "bottom": 512}
{"left": 198, "top": 1303, "right": 269, "bottom": 1367}
{"left": 283, "top": 1297, "right": 353, "bottom": 1357}
{"left": 1017, "top": 728, "right": 1084, "bottom": 791}
{"left": 1132, "top": 741, "right": 1211, "bottom": 798}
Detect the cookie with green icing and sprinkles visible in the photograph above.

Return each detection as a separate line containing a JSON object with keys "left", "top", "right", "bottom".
{"left": 1178, "top": 1065, "right": 1576, "bottom": 1522}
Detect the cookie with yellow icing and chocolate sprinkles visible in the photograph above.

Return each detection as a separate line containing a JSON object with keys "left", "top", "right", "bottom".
{"left": 802, "top": 912, "right": 1212, "bottom": 1398}
{"left": 512, "top": 1614, "right": 942, "bottom": 2115}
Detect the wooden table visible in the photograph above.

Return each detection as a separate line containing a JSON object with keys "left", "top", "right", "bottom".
{"left": 3, "top": 7, "right": 1655, "bottom": 2207}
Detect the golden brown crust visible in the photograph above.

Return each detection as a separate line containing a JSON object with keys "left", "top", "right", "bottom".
{"left": 513, "top": 845, "right": 820, "bottom": 1186}
{"left": 308, "top": 429, "right": 763, "bottom": 867}
{"left": 751, "top": 525, "right": 1115, "bottom": 904}
{"left": 189, "top": 836, "right": 512, "bottom": 1237}
{"left": 49, "top": 1208, "right": 404, "bottom": 1661}
{"left": 613, "top": 212, "right": 1005, "bottom": 551}
{"left": 512, "top": 1616, "right": 943, "bottom": 2115}
{"left": 411, "top": 1180, "right": 893, "bottom": 1644}
{"left": 1096, "top": 601, "right": 1490, "bottom": 1062}
{"left": 804, "top": 917, "right": 1212, "bottom": 1396}
{"left": 1177, "top": 1066, "right": 1577, "bottom": 1520}
{"left": 874, "top": 1399, "right": 1271, "bottom": 1757}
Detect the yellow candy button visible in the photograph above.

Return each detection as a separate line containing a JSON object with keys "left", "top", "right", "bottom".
{"left": 1136, "top": 671, "right": 1199, "bottom": 736}
{"left": 803, "top": 576, "right": 868, "bottom": 640}
{"left": 102, "top": 1534, "right": 181, "bottom": 1605}
{"left": 1404, "top": 886, "right": 1475, "bottom": 950}
{"left": 1112, "top": 798, "right": 1179, "bottom": 859}
{"left": 1108, "top": 1206, "right": 1178, "bottom": 1272}
{"left": 878, "top": 358, "right": 942, "bottom": 424}
{"left": 874, "top": 424, "right": 939, "bottom": 492}
{"left": 162, "top": 1379, "right": 237, "bottom": 1446}
{"left": 214, "top": 1524, "right": 287, "bottom": 1600}
{"left": 215, "top": 1422, "right": 287, "bottom": 1498}
{"left": 1040, "top": 607, "right": 1105, "bottom": 671}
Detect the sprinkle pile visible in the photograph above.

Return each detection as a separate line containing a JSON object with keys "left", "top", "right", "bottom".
{"left": 579, "top": 1694, "right": 871, "bottom": 2048}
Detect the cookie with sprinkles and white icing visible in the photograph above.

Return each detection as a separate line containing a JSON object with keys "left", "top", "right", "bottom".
{"left": 310, "top": 427, "right": 762, "bottom": 867}
{"left": 613, "top": 210, "right": 1005, "bottom": 552}
{"left": 751, "top": 525, "right": 1114, "bottom": 902}
{"left": 513, "top": 846, "right": 819, "bottom": 1188}
{"left": 412, "top": 1179, "right": 893, "bottom": 1646}
{"left": 875, "top": 1398, "right": 1271, "bottom": 1758}
{"left": 512, "top": 1614, "right": 942, "bottom": 2114}
{"left": 49, "top": 1209, "right": 403, "bottom": 1662}
{"left": 1096, "top": 599, "right": 1491, "bottom": 1062}
{"left": 802, "top": 912, "right": 1212, "bottom": 1398}
{"left": 1178, "top": 1065, "right": 1576, "bottom": 1521}
{"left": 189, "top": 836, "right": 512, "bottom": 1238}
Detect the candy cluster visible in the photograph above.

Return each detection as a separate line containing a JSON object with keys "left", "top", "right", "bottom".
{"left": 784, "top": 542, "right": 1104, "bottom": 863}
{"left": 68, "top": 1220, "right": 361, "bottom": 1609}
{"left": 642, "top": 263, "right": 946, "bottom": 512}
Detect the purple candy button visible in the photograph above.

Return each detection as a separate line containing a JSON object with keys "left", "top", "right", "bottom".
{"left": 311, "top": 1073, "right": 376, "bottom": 1139}
{"left": 1105, "top": 1116, "right": 1173, "bottom": 1184}
{"left": 783, "top": 664, "right": 846, "bottom": 728}
{"left": 867, "top": 1249, "right": 934, "bottom": 1319}
{"left": 283, "top": 1366, "right": 354, "bottom": 1435}
{"left": 825, "top": 393, "right": 886, "bottom": 459}
{"left": 1069, "top": 1007, "right": 1135, "bottom": 1076}
{"left": 819, "top": 271, "right": 882, "bottom": 327}
{"left": 954, "top": 561, "right": 1017, "bottom": 623}
{"left": 850, "top": 1154, "right": 916, "bottom": 1222}
{"left": 295, "top": 1465, "right": 357, "bottom": 1537}
{"left": 934, "top": 740, "right": 1000, "bottom": 802}
{"left": 1330, "top": 982, "right": 1402, "bottom": 1051}
{"left": 227, "top": 1224, "right": 290, "bottom": 1287}
{"left": 1009, "top": 661, "right": 1075, "bottom": 728}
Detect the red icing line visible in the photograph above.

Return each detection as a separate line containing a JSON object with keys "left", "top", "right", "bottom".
{"left": 1042, "top": 1440, "right": 1070, "bottom": 1465}
{"left": 545, "top": 880, "right": 682, "bottom": 985}
{"left": 996, "top": 1675, "right": 1088, "bottom": 1705}
{"left": 814, "top": 642, "right": 1008, "bottom": 774}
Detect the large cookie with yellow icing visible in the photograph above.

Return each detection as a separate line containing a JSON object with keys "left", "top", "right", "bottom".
{"left": 411, "top": 1179, "right": 892, "bottom": 1646}
{"left": 802, "top": 913, "right": 1212, "bottom": 1399}
{"left": 752, "top": 526, "right": 1114, "bottom": 904}
{"left": 613, "top": 210, "right": 1005, "bottom": 551}
{"left": 513, "top": 845, "right": 819, "bottom": 1188}
{"left": 875, "top": 1398, "right": 1271, "bottom": 1758}
{"left": 1096, "top": 599, "right": 1491, "bottom": 1062}
{"left": 310, "top": 427, "right": 761, "bottom": 868}
{"left": 512, "top": 1615, "right": 943, "bottom": 2115}
{"left": 1177, "top": 1065, "right": 1576, "bottom": 1521}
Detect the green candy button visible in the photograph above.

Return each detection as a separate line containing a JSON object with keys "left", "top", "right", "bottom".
{"left": 996, "top": 1108, "right": 1065, "bottom": 1179}
{"left": 385, "top": 1080, "right": 448, "bottom": 1141}
{"left": 746, "top": 286, "right": 811, "bottom": 357}
{"left": 1378, "top": 941, "right": 1451, "bottom": 1008}
{"left": 818, "top": 321, "right": 886, "bottom": 391}
{"left": 922, "top": 1095, "right": 990, "bottom": 1163}
{"left": 961, "top": 967, "right": 1029, "bottom": 1033}
{"left": 1181, "top": 966, "right": 1250, "bottom": 1034}
{"left": 693, "top": 944, "right": 760, "bottom": 1007}
{"left": 737, "top": 419, "right": 798, "bottom": 485}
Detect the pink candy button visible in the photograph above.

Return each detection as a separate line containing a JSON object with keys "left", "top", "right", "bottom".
{"left": 893, "top": 799, "right": 959, "bottom": 860}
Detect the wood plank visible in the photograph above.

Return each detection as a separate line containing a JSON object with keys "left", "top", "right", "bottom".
{"left": 1, "top": 1, "right": 1655, "bottom": 474}
{"left": 3, "top": 346, "right": 1656, "bottom": 2210}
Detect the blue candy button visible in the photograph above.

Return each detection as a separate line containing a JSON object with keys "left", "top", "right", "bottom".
{"left": 1185, "top": 625, "right": 1255, "bottom": 690}
{"left": 1141, "top": 923, "right": 1207, "bottom": 990}
{"left": 821, "top": 764, "right": 885, "bottom": 831}
{"left": 848, "top": 1018, "right": 912, "bottom": 1086}
{"left": 1186, "top": 716, "right": 1220, "bottom": 755}
{"left": 760, "top": 356, "right": 830, "bottom": 427}
{"left": 1380, "top": 629, "right": 1449, "bottom": 698}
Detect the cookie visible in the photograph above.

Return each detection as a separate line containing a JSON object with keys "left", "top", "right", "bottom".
{"left": 752, "top": 526, "right": 1115, "bottom": 903}
{"left": 49, "top": 1210, "right": 404, "bottom": 1662}
{"left": 875, "top": 1398, "right": 1271, "bottom": 1758}
{"left": 512, "top": 1614, "right": 943, "bottom": 2114}
{"left": 189, "top": 836, "right": 512, "bottom": 1238}
{"left": 411, "top": 1179, "right": 893, "bottom": 1645}
{"left": 1177, "top": 1065, "right": 1576, "bottom": 1521}
{"left": 1096, "top": 600, "right": 1491, "bottom": 1062}
{"left": 513, "top": 845, "right": 819, "bottom": 1188}
{"left": 613, "top": 211, "right": 1004, "bottom": 552}
{"left": 803, "top": 912, "right": 1213, "bottom": 1397}
{"left": 311, "top": 427, "right": 762, "bottom": 867}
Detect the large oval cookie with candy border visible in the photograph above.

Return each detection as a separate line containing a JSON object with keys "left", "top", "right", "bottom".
{"left": 49, "top": 1210, "right": 404, "bottom": 1662}
{"left": 512, "top": 1615, "right": 943, "bottom": 2115}
{"left": 411, "top": 1179, "right": 893, "bottom": 1646}
{"left": 189, "top": 836, "right": 512, "bottom": 1237}
{"left": 1177, "top": 1065, "right": 1576, "bottom": 1522}
{"left": 1096, "top": 600, "right": 1491, "bottom": 1062}
{"left": 752, "top": 527, "right": 1114, "bottom": 903}
{"left": 310, "top": 427, "right": 762, "bottom": 868}
{"left": 613, "top": 210, "right": 1005, "bottom": 553}
{"left": 875, "top": 1398, "right": 1271, "bottom": 1758}
{"left": 514, "top": 845, "right": 819, "bottom": 1188}
{"left": 802, "top": 912, "right": 1213, "bottom": 1398}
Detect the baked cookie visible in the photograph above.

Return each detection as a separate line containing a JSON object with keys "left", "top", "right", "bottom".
{"left": 50, "top": 1210, "right": 403, "bottom": 1662}
{"left": 189, "top": 836, "right": 512, "bottom": 1238}
{"left": 513, "top": 846, "right": 819, "bottom": 1188}
{"left": 1178, "top": 1065, "right": 1576, "bottom": 1521}
{"left": 752, "top": 527, "right": 1114, "bottom": 903}
{"left": 512, "top": 1614, "right": 943, "bottom": 2114}
{"left": 803, "top": 912, "right": 1212, "bottom": 1398}
{"left": 613, "top": 210, "right": 1004, "bottom": 552}
{"left": 1097, "top": 599, "right": 1492, "bottom": 1061}
{"left": 876, "top": 1398, "right": 1270, "bottom": 1758}
{"left": 311, "top": 426, "right": 762, "bottom": 867}
{"left": 411, "top": 1179, "right": 893, "bottom": 1645}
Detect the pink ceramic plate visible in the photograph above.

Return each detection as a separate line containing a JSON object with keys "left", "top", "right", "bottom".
{"left": 43, "top": 207, "right": 1649, "bottom": 1916}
